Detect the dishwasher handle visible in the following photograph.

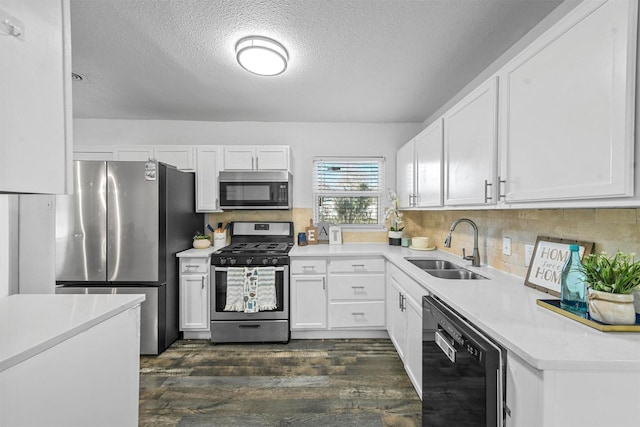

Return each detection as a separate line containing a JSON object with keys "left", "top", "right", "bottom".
{"left": 435, "top": 330, "right": 457, "bottom": 363}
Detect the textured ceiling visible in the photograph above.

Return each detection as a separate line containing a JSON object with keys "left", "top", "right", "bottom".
{"left": 70, "top": 0, "right": 565, "bottom": 123}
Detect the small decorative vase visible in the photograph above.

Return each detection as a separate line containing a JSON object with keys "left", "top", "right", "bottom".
{"left": 193, "top": 238, "right": 211, "bottom": 249}
{"left": 388, "top": 230, "right": 403, "bottom": 246}
{"left": 587, "top": 289, "right": 636, "bottom": 325}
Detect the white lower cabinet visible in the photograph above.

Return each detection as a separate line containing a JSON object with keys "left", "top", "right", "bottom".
{"left": 505, "top": 351, "right": 640, "bottom": 427}
{"left": 386, "top": 261, "right": 425, "bottom": 397}
{"left": 291, "top": 275, "right": 327, "bottom": 329}
{"left": 328, "top": 257, "right": 386, "bottom": 330}
{"left": 179, "top": 257, "right": 210, "bottom": 333}
{"left": 291, "top": 258, "right": 327, "bottom": 330}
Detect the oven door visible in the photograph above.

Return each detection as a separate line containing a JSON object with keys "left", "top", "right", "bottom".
{"left": 210, "top": 265, "right": 289, "bottom": 320}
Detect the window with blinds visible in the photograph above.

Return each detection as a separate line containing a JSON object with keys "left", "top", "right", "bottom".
{"left": 313, "top": 157, "right": 385, "bottom": 227}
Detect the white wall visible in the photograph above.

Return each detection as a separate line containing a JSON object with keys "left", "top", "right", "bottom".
{"left": 73, "top": 120, "right": 421, "bottom": 207}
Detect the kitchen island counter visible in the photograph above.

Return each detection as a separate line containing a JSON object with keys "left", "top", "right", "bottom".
{"left": 0, "top": 294, "right": 144, "bottom": 426}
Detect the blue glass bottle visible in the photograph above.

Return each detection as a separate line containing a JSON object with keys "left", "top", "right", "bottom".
{"left": 560, "top": 244, "right": 587, "bottom": 315}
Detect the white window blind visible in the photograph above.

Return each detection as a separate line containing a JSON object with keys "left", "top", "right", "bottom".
{"left": 313, "top": 157, "right": 385, "bottom": 227}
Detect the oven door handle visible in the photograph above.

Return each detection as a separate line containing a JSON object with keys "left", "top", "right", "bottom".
{"left": 435, "top": 330, "right": 457, "bottom": 363}
{"left": 214, "top": 266, "right": 286, "bottom": 272}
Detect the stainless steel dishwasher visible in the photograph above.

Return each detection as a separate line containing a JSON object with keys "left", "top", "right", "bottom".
{"left": 422, "top": 295, "right": 507, "bottom": 427}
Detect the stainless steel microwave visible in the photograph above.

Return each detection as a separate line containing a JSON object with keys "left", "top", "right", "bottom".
{"left": 218, "top": 171, "right": 292, "bottom": 210}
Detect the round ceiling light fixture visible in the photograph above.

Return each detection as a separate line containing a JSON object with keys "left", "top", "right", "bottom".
{"left": 235, "top": 36, "right": 288, "bottom": 76}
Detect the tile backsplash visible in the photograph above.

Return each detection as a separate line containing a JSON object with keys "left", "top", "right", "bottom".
{"left": 402, "top": 208, "right": 640, "bottom": 279}
{"left": 207, "top": 208, "right": 640, "bottom": 279}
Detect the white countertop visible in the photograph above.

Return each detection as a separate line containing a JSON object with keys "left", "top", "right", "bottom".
{"left": 290, "top": 243, "right": 640, "bottom": 371}
{"left": 0, "top": 294, "right": 145, "bottom": 372}
{"left": 176, "top": 247, "right": 217, "bottom": 258}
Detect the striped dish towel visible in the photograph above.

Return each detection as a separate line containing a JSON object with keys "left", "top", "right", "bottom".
{"left": 223, "top": 267, "right": 245, "bottom": 312}
{"left": 256, "top": 266, "right": 277, "bottom": 311}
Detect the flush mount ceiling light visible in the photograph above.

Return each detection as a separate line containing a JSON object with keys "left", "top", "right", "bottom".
{"left": 235, "top": 36, "right": 288, "bottom": 76}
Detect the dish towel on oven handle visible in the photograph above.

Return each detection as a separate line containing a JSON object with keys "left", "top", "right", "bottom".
{"left": 256, "top": 266, "right": 277, "bottom": 311}
{"left": 223, "top": 267, "right": 245, "bottom": 312}
{"left": 223, "top": 267, "right": 277, "bottom": 312}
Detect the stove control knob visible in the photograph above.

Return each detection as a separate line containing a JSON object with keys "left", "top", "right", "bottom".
{"left": 245, "top": 257, "right": 253, "bottom": 265}
{"left": 262, "top": 258, "right": 269, "bottom": 265}
{"left": 272, "top": 258, "right": 279, "bottom": 265}
{"left": 220, "top": 258, "right": 226, "bottom": 265}
{"left": 229, "top": 258, "right": 236, "bottom": 265}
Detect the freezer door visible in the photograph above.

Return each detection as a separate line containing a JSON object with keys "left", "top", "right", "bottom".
{"left": 55, "top": 161, "right": 107, "bottom": 282}
{"left": 107, "top": 162, "right": 160, "bottom": 282}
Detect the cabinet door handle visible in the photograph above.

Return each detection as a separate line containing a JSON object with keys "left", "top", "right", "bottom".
{"left": 498, "top": 176, "right": 507, "bottom": 201}
{"left": 201, "top": 276, "right": 205, "bottom": 290}
{"left": 484, "top": 180, "right": 493, "bottom": 203}
{"left": 322, "top": 276, "right": 325, "bottom": 290}
{"left": 256, "top": 157, "right": 259, "bottom": 170}
{"left": 252, "top": 157, "right": 255, "bottom": 170}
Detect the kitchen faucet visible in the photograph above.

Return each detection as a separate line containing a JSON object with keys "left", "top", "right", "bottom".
{"left": 444, "top": 218, "right": 481, "bottom": 267}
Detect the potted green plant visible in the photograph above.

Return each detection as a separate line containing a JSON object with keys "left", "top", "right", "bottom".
{"left": 193, "top": 232, "right": 211, "bottom": 249}
{"left": 582, "top": 251, "right": 640, "bottom": 325}
{"left": 384, "top": 189, "right": 404, "bottom": 246}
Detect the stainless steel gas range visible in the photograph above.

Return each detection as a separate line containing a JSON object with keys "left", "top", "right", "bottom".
{"left": 210, "top": 221, "right": 293, "bottom": 343}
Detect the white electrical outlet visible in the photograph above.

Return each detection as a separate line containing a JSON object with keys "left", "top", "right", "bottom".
{"left": 502, "top": 237, "right": 511, "bottom": 256}
{"left": 524, "top": 244, "right": 534, "bottom": 267}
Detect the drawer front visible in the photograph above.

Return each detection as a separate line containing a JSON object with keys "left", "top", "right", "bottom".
{"left": 329, "top": 301, "right": 385, "bottom": 329}
{"left": 329, "top": 274, "right": 385, "bottom": 300}
{"left": 181, "top": 258, "right": 209, "bottom": 274}
{"left": 290, "top": 259, "right": 327, "bottom": 275}
{"left": 329, "top": 258, "right": 385, "bottom": 274}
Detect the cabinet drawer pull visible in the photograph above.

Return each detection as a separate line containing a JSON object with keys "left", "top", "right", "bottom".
{"left": 351, "top": 286, "right": 365, "bottom": 289}
{"left": 351, "top": 312, "right": 365, "bottom": 316}
{"left": 351, "top": 264, "right": 365, "bottom": 270}
{"left": 302, "top": 265, "right": 315, "bottom": 271}
{"left": 185, "top": 264, "right": 199, "bottom": 269}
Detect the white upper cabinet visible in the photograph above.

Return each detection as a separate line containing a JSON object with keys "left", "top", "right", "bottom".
{"left": 443, "top": 77, "right": 498, "bottom": 206}
{"left": 195, "top": 146, "right": 220, "bottom": 212}
{"left": 415, "top": 119, "right": 443, "bottom": 207}
{"left": 0, "top": 0, "right": 72, "bottom": 194}
{"left": 154, "top": 146, "right": 196, "bottom": 171}
{"left": 396, "top": 119, "right": 443, "bottom": 209}
{"left": 396, "top": 140, "right": 415, "bottom": 209}
{"left": 499, "top": 0, "right": 637, "bottom": 203}
{"left": 222, "top": 145, "right": 289, "bottom": 171}
{"left": 114, "top": 146, "right": 195, "bottom": 171}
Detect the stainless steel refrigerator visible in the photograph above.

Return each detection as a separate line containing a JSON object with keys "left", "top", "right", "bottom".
{"left": 55, "top": 161, "right": 203, "bottom": 355}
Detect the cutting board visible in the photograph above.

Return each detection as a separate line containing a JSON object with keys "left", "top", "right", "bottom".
{"left": 305, "top": 219, "right": 318, "bottom": 245}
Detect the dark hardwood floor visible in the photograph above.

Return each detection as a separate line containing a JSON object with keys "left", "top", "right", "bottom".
{"left": 139, "top": 339, "right": 421, "bottom": 427}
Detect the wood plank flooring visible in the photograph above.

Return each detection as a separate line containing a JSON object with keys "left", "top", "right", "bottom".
{"left": 139, "top": 339, "right": 421, "bottom": 427}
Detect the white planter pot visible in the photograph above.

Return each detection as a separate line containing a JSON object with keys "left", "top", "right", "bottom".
{"left": 587, "top": 289, "right": 636, "bottom": 325}
{"left": 388, "top": 230, "right": 403, "bottom": 246}
{"left": 193, "top": 239, "right": 211, "bottom": 249}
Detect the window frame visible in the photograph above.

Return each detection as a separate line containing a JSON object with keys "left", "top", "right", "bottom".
{"left": 312, "top": 156, "right": 386, "bottom": 229}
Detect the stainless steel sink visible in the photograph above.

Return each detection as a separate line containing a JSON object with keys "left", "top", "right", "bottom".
{"left": 405, "top": 258, "right": 460, "bottom": 270}
{"left": 404, "top": 257, "right": 488, "bottom": 280}
{"left": 423, "top": 269, "right": 488, "bottom": 280}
